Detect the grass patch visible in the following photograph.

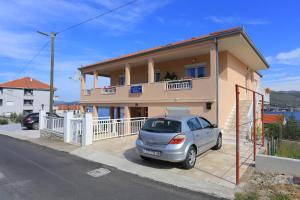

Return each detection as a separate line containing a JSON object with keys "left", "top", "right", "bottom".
{"left": 276, "top": 140, "right": 300, "bottom": 159}
{"left": 270, "top": 192, "right": 291, "bottom": 200}
{"left": 235, "top": 192, "right": 258, "bottom": 200}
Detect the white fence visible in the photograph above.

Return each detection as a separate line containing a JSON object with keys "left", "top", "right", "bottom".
{"left": 166, "top": 80, "right": 192, "bottom": 91}
{"left": 43, "top": 116, "right": 64, "bottom": 137}
{"left": 93, "top": 117, "right": 147, "bottom": 141}
{"left": 39, "top": 110, "right": 147, "bottom": 146}
{"left": 100, "top": 87, "right": 116, "bottom": 95}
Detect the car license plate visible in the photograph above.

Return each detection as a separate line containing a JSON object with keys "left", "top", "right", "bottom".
{"left": 142, "top": 149, "right": 161, "bottom": 156}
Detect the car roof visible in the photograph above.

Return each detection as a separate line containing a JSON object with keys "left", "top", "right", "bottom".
{"left": 152, "top": 114, "right": 198, "bottom": 122}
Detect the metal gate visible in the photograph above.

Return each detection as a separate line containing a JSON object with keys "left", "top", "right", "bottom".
{"left": 70, "top": 118, "right": 83, "bottom": 145}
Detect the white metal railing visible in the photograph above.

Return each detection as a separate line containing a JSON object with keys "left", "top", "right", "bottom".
{"left": 93, "top": 117, "right": 147, "bottom": 141}
{"left": 84, "top": 89, "right": 92, "bottom": 96}
{"left": 166, "top": 79, "right": 192, "bottom": 91}
{"left": 101, "top": 87, "right": 116, "bottom": 95}
{"left": 43, "top": 116, "right": 64, "bottom": 136}
{"left": 70, "top": 118, "right": 83, "bottom": 145}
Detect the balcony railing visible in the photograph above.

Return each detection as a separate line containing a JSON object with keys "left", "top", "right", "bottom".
{"left": 101, "top": 87, "right": 116, "bottom": 95}
{"left": 81, "top": 78, "right": 214, "bottom": 104}
{"left": 84, "top": 89, "right": 92, "bottom": 96}
{"left": 166, "top": 79, "right": 192, "bottom": 91}
{"left": 24, "top": 103, "right": 33, "bottom": 107}
{"left": 24, "top": 92, "right": 33, "bottom": 96}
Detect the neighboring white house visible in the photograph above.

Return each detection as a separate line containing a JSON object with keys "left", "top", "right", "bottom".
{"left": 0, "top": 77, "right": 51, "bottom": 116}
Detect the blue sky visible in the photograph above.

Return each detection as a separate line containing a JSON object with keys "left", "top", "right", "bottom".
{"left": 0, "top": 0, "right": 300, "bottom": 101}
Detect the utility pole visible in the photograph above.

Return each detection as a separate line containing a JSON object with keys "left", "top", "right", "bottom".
{"left": 49, "top": 32, "right": 55, "bottom": 117}
{"left": 37, "top": 31, "right": 56, "bottom": 117}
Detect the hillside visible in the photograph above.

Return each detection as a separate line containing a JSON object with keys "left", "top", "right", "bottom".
{"left": 270, "top": 91, "right": 300, "bottom": 107}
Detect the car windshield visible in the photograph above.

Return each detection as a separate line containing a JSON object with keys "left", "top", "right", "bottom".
{"left": 142, "top": 118, "right": 181, "bottom": 133}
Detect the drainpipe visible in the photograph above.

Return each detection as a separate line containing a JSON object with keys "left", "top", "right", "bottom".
{"left": 215, "top": 38, "right": 220, "bottom": 126}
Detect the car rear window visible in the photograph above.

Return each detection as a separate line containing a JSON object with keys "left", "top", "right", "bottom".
{"left": 142, "top": 118, "right": 181, "bottom": 133}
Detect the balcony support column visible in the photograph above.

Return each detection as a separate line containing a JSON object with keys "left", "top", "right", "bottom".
{"left": 124, "top": 106, "right": 131, "bottom": 135}
{"left": 81, "top": 73, "right": 86, "bottom": 91}
{"left": 148, "top": 58, "right": 155, "bottom": 83}
{"left": 93, "top": 105, "right": 98, "bottom": 117}
{"left": 80, "top": 105, "right": 86, "bottom": 114}
{"left": 210, "top": 40, "right": 219, "bottom": 126}
{"left": 125, "top": 64, "right": 131, "bottom": 85}
{"left": 93, "top": 71, "right": 98, "bottom": 89}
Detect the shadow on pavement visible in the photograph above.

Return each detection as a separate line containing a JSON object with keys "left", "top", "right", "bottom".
{"left": 123, "top": 147, "right": 182, "bottom": 169}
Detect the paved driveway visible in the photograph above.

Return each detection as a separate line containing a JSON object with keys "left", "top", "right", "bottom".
{"left": 71, "top": 135, "right": 255, "bottom": 199}
{"left": 0, "top": 123, "right": 40, "bottom": 140}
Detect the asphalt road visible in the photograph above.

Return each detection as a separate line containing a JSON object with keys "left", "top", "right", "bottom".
{"left": 0, "top": 135, "right": 221, "bottom": 200}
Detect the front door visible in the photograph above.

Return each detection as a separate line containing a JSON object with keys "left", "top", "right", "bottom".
{"left": 130, "top": 107, "right": 148, "bottom": 118}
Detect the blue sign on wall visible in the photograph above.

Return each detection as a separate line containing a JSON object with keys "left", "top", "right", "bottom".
{"left": 130, "top": 85, "right": 143, "bottom": 94}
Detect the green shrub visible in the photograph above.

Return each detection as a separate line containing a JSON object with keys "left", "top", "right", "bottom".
{"left": 0, "top": 118, "right": 8, "bottom": 125}
{"left": 235, "top": 192, "right": 258, "bottom": 200}
{"left": 10, "top": 112, "right": 17, "bottom": 120}
{"left": 15, "top": 114, "right": 23, "bottom": 123}
{"left": 265, "top": 123, "right": 281, "bottom": 140}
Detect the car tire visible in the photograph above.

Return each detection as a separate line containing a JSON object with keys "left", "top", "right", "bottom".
{"left": 181, "top": 146, "right": 197, "bottom": 169}
{"left": 212, "top": 133, "right": 222, "bottom": 150}
{"left": 32, "top": 123, "right": 39, "bottom": 130}
{"left": 140, "top": 156, "right": 151, "bottom": 161}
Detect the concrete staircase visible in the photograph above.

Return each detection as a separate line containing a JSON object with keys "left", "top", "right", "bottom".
{"left": 222, "top": 100, "right": 252, "bottom": 144}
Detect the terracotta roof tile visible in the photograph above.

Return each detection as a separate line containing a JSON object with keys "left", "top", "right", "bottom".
{"left": 57, "top": 104, "right": 80, "bottom": 110}
{"left": 0, "top": 77, "right": 50, "bottom": 90}
{"left": 263, "top": 114, "right": 285, "bottom": 124}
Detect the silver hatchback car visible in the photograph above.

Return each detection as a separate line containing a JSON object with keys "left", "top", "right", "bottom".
{"left": 136, "top": 114, "right": 222, "bottom": 169}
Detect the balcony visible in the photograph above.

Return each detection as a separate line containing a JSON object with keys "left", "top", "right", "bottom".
{"left": 24, "top": 100, "right": 33, "bottom": 107}
{"left": 81, "top": 78, "right": 215, "bottom": 104}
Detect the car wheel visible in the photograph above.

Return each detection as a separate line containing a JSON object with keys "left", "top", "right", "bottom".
{"left": 182, "top": 146, "right": 196, "bottom": 169}
{"left": 32, "top": 123, "right": 39, "bottom": 130}
{"left": 212, "top": 134, "right": 222, "bottom": 150}
{"left": 140, "top": 156, "right": 151, "bottom": 161}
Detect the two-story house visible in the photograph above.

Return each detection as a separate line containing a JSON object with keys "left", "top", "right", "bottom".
{"left": 0, "top": 77, "right": 51, "bottom": 116}
{"left": 79, "top": 27, "right": 269, "bottom": 131}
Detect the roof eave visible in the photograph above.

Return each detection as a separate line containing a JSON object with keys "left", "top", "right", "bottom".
{"left": 79, "top": 27, "right": 269, "bottom": 71}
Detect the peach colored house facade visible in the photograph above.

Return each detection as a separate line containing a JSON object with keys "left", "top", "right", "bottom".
{"left": 79, "top": 27, "right": 269, "bottom": 129}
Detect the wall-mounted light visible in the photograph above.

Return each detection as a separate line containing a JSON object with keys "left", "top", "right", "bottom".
{"left": 206, "top": 102, "right": 213, "bottom": 110}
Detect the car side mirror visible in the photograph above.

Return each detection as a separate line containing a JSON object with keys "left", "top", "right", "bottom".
{"left": 212, "top": 124, "right": 218, "bottom": 128}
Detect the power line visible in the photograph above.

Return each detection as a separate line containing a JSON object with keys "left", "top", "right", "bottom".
{"left": 15, "top": 0, "right": 138, "bottom": 77}
{"left": 57, "top": 0, "right": 138, "bottom": 34}
{"left": 16, "top": 39, "right": 51, "bottom": 76}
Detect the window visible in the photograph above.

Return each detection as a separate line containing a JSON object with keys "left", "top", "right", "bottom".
{"left": 0, "top": 99, "right": 2, "bottom": 106}
{"left": 187, "top": 118, "right": 202, "bottom": 131}
{"left": 119, "top": 75, "right": 125, "bottom": 85}
{"left": 6, "top": 101, "right": 14, "bottom": 106}
{"left": 185, "top": 63, "right": 208, "bottom": 78}
{"left": 198, "top": 117, "right": 212, "bottom": 129}
{"left": 142, "top": 118, "right": 181, "bottom": 133}
{"left": 155, "top": 70, "right": 160, "bottom": 82}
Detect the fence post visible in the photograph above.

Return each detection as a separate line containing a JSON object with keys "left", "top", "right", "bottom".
{"left": 39, "top": 110, "right": 46, "bottom": 130}
{"left": 82, "top": 113, "right": 93, "bottom": 146}
{"left": 63, "top": 112, "right": 73, "bottom": 143}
